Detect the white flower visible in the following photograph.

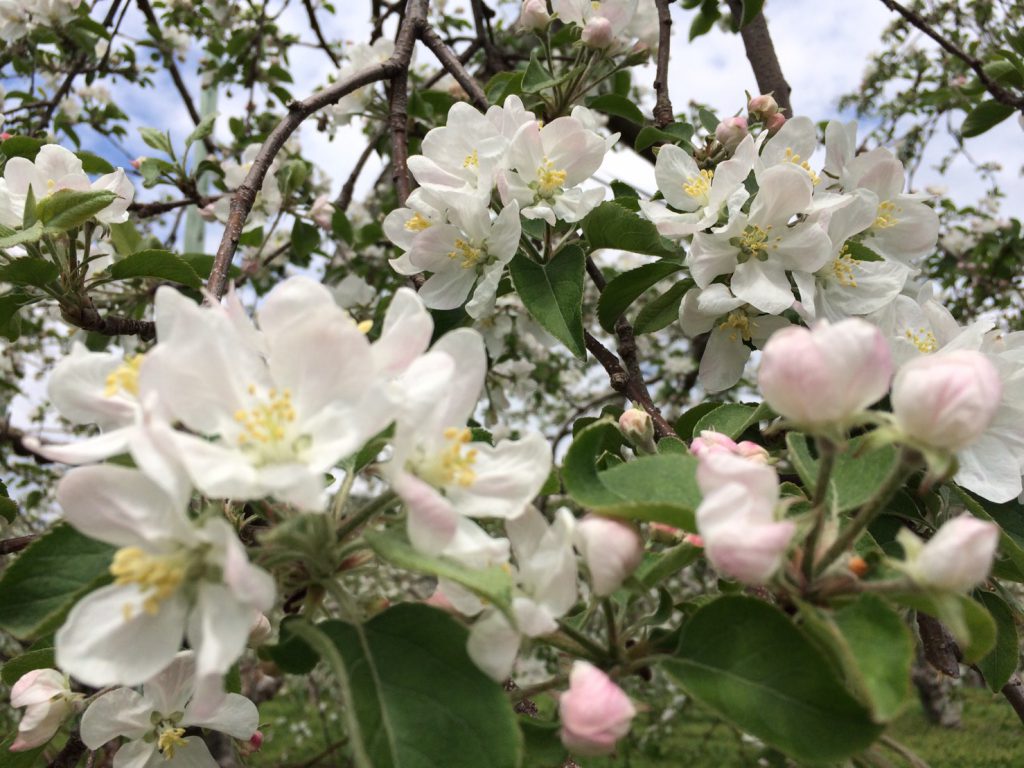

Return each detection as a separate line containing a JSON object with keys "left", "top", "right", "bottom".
{"left": 145, "top": 278, "right": 393, "bottom": 510}
{"left": 390, "top": 199, "right": 521, "bottom": 318}
{"left": 383, "top": 187, "right": 450, "bottom": 255}
{"left": 553, "top": 0, "right": 641, "bottom": 50}
{"left": 81, "top": 652, "right": 259, "bottom": 767}
{"left": 328, "top": 38, "right": 395, "bottom": 125}
{"left": 0, "top": 144, "right": 90, "bottom": 227}
{"left": 498, "top": 116, "right": 609, "bottom": 225}
{"left": 386, "top": 328, "right": 551, "bottom": 554}
{"left": 688, "top": 164, "right": 830, "bottom": 314}
{"left": 900, "top": 517, "right": 999, "bottom": 592}
{"left": 9, "top": 669, "right": 81, "bottom": 752}
{"left": 756, "top": 116, "right": 823, "bottom": 189}
{"left": 55, "top": 465, "right": 275, "bottom": 714}
{"left": 640, "top": 135, "right": 754, "bottom": 239}
{"left": 213, "top": 144, "right": 282, "bottom": 231}
{"left": 679, "top": 284, "right": 790, "bottom": 393}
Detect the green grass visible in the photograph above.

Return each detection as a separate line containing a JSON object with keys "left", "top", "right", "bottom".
{"left": 251, "top": 686, "right": 1024, "bottom": 767}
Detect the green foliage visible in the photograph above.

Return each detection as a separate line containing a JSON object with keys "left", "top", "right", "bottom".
{"left": 596, "top": 261, "right": 686, "bottom": 333}
{"left": 107, "top": 249, "right": 203, "bottom": 288}
{"left": 509, "top": 246, "right": 587, "bottom": 360}
{"left": 36, "top": 189, "right": 117, "bottom": 231}
{"left": 787, "top": 433, "right": 899, "bottom": 512}
{"left": 581, "top": 202, "right": 679, "bottom": 258}
{"left": 0, "top": 648, "right": 56, "bottom": 687}
{"left": 974, "top": 590, "right": 1019, "bottom": 691}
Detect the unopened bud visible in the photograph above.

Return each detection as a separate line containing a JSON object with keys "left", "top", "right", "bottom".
{"left": 581, "top": 16, "right": 614, "bottom": 48}
{"left": 559, "top": 661, "right": 636, "bottom": 756}
{"left": 130, "top": 156, "right": 145, "bottom": 170}
{"left": 249, "top": 731, "right": 264, "bottom": 751}
{"left": 691, "top": 430, "right": 768, "bottom": 463}
{"left": 747, "top": 93, "right": 779, "bottom": 118}
{"left": 714, "top": 116, "right": 748, "bottom": 151}
{"left": 847, "top": 555, "right": 869, "bottom": 577}
{"left": 575, "top": 515, "right": 644, "bottom": 596}
{"left": 519, "top": 0, "right": 550, "bottom": 30}
{"left": 0, "top": 132, "right": 12, "bottom": 141}
{"left": 618, "top": 407, "right": 656, "bottom": 454}
{"left": 765, "top": 112, "right": 787, "bottom": 132}
{"left": 309, "top": 194, "right": 334, "bottom": 230}
{"left": 247, "top": 613, "right": 272, "bottom": 647}
{"left": 904, "top": 517, "right": 999, "bottom": 592}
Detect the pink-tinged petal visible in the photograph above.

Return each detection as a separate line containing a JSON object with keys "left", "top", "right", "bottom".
{"left": 185, "top": 584, "right": 254, "bottom": 719}
{"left": 11, "top": 699, "right": 70, "bottom": 751}
{"left": 257, "top": 275, "right": 339, "bottom": 338}
{"left": 375, "top": 288, "right": 433, "bottom": 377}
{"left": 10, "top": 670, "right": 67, "bottom": 708}
{"left": 202, "top": 519, "right": 276, "bottom": 612}
{"left": 80, "top": 688, "right": 152, "bottom": 748}
{"left": 394, "top": 472, "right": 460, "bottom": 555}
{"left": 445, "top": 432, "right": 551, "bottom": 519}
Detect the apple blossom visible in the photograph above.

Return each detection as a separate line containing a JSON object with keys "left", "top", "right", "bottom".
{"left": 308, "top": 193, "right": 334, "bottom": 229}
{"left": 327, "top": 38, "right": 395, "bottom": 126}
{"left": 553, "top": 0, "right": 642, "bottom": 51}
{"left": 81, "top": 652, "right": 259, "bottom": 767}
{"left": 715, "top": 115, "right": 749, "bottom": 151}
{"left": 748, "top": 93, "right": 779, "bottom": 117}
{"left": 559, "top": 661, "right": 636, "bottom": 756}
{"left": 55, "top": 465, "right": 275, "bottom": 713}
{"left": 891, "top": 350, "right": 1002, "bottom": 452}
{"left": 519, "top": 0, "right": 551, "bottom": 29}
{"left": 574, "top": 515, "right": 644, "bottom": 596}
{"left": 9, "top": 669, "right": 82, "bottom": 752}
{"left": 900, "top": 517, "right": 999, "bottom": 592}
{"left": 758, "top": 318, "right": 892, "bottom": 429}
{"left": 765, "top": 112, "right": 787, "bottom": 131}
{"left": 212, "top": 144, "right": 283, "bottom": 231}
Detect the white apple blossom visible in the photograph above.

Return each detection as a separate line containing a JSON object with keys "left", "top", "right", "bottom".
{"left": 498, "top": 116, "right": 609, "bottom": 225}
{"left": 552, "top": 0, "right": 641, "bottom": 50}
{"left": 755, "top": 116, "right": 822, "bottom": 189}
{"left": 899, "top": 517, "right": 999, "bottom": 592}
{"left": 55, "top": 465, "right": 275, "bottom": 714}
{"left": 640, "top": 135, "right": 755, "bottom": 239}
{"left": 81, "top": 652, "right": 259, "bottom": 767}
{"left": 9, "top": 669, "right": 82, "bottom": 752}
{"left": 688, "top": 164, "right": 831, "bottom": 314}
{"left": 328, "top": 38, "right": 395, "bottom": 125}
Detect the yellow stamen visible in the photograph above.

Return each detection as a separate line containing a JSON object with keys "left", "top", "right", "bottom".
{"left": 234, "top": 388, "right": 296, "bottom": 446}
{"left": 718, "top": 312, "right": 752, "bottom": 343}
{"left": 874, "top": 200, "right": 900, "bottom": 229}
{"left": 683, "top": 169, "right": 714, "bottom": 201}
{"left": 357, "top": 319, "right": 373, "bottom": 334}
{"left": 157, "top": 727, "right": 188, "bottom": 758}
{"left": 784, "top": 147, "right": 820, "bottom": 185}
{"left": 831, "top": 244, "right": 860, "bottom": 288}
{"left": 110, "top": 547, "right": 186, "bottom": 618}
{"left": 536, "top": 157, "right": 567, "bottom": 196}
{"left": 738, "top": 224, "right": 780, "bottom": 258}
{"left": 439, "top": 427, "right": 478, "bottom": 487}
{"left": 448, "top": 239, "right": 483, "bottom": 269}
{"left": 905, "top": 327, "right": 937, "bottom": 354}
{"left": 463, "top": 149, "right": 479, "bottom": 168}
{"left": 104, "top": 354, "right": 145, "bottom": 398}
{"left": 404, "top": 212, "right": 432, "bottom": 232}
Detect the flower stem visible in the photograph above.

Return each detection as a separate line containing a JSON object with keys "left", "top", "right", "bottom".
{"left": 336, "top": 490, "right": 397, "bottom": 541}
{"left": 802, "top": 437, "right": 838, "bottom": 583}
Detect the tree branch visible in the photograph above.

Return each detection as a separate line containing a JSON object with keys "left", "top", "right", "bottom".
{"left": 303, "top": 0, "right": 340, "bottom": 67}
{"left": 418, "top": 25, "right": 489, "bottom": 109}
{"left": 651, "top": 0, "right": 674, "bottom": 127}
{"left": 60, "top": 299, "right": 156, "bottom": 341}
{"left": 725, "top": 0, "right": 793, "bottom": 116}
{"left": 206, "top": 0, "right": 427, "bottom": 299}
{"left": 877, "top": 0, "right": 1024, "bottom": 111}
{"left": 136, "top": 0, "right": 204, "bottom": 127}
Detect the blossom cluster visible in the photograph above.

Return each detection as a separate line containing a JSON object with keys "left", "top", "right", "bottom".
{"left": 0, "top": 0, "right": 81, "bottom": 42}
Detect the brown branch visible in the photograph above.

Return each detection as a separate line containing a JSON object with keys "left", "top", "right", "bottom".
{"left": 60, "top": 300, "right": 156, "bottom": 341}
{"left": 129, "top": 194, "right": 217, "bottom": 218}
{"left": 302, "top": 0, "right": 340, "bottom": 67}
{"left": 877, "top": 0, "right": 1024, "bottom": 111}
{"left": 206, "top": 0, "right": 427, "bottom": 300}
{"left": 469, "top": 0, "right": 505, "bottom": 77}
{"left": 0, "top": 535, "right": 40, "bottom": 556}
{"left": 725, "top": 0, "right": 792, "bottom": 116}
{"left": 47, "top": 732, "right": 86, "bottom": 768}
{"left": 387, "top": 61, "right": 414, "bottom": 208}
{"left": 916, "top": 612, "right": 960, "bottom": 677}
{"left": 418, "top": 25, "right": 489, "bottom": 110}
{"left": 651, "top": 0, "right": 674, "bottom": 127}
{"left": 1001, "top": 675, "right": 1024, "bottom": 727}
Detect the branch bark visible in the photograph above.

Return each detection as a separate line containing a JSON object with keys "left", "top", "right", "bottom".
{"left": 651, "top": 0, "right": 674, "bottom": 127}
{"left": 303, "top": 0, "right": 341, "bottom": 67}
{"left": 725, "top": 0, "right": 792, "bottom": 116}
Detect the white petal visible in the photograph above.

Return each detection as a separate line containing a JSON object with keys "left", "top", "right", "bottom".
{"left": 80, "top": 688, "right": 152, "bottom": 748}
{"left": 466, "top": 610, "right": 521, "bottom": 681}
{"left": 184, "top": 693, "right": 258, "bottom": 739}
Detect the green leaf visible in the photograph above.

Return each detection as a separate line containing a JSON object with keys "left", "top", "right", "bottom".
{"left": 636, "top": 542, "right": 702, "bottom": 588}
{"left": 586, "top": 93, "right": 645, "bottom": 125}
{"left": 185, "top": 112, "right": 218, "bottom": 149}
{"left": 892, "top": 591, "right": 997, "bottom": 663}
{"left": 108, "top": 249, "right": 203, "bottom": 288}
{"left": 786, "top": 433, "right": 898, "bottom": 512}
{"left": 331, "top": 209, "right": 353, "bottom": 244}
{"left": 76, "top": 150, "right": 116, "bottom": 174}
{"left": 139, "top": 126, "right": 173, "bottom": 155}
{"left": 262, "top": 616, "right": 322, "bottom": 674}
{"left": 674, "top": 401, "right": 719, "bottom": 439}
{"left": 291, "top": 219, "right": 320, "bottom": 262}
{"left": 581, "top": 201, "right": 679, "bottom": 258}
{"left": 0, "top": 524, "right": 115, "bottom": 640}
{"left": 596, "top": 261, "right": 685, "bottom": 333}
{"left": 689, "top": 8, "right": 719, "bottom": 40}
{"left": 509, "top": 246, "right": 586, "bottom": 360}
{"left": 663, "top": 596, "right": 883, "bottom": 763}
{"left": 484, "top": 71, "right": 525, "bottom": 105}
{"left": 634, "top": 279, "right": 691, "bottom": 334}
{"left": 109, "top": 220, "right": 145, "bottom": 256}
{"left": 1, "top": 648, "right": 56, "bottom": 686}
{"left": 0, "top": 136, "right": 45, "bottom": 160}
{"left": 975, "top": 591, "right": 1019, "bottom": 691}
{"left": 364, "top": 530, "right": 513, "bottom": 617}
{"left": 322, "top": 604, "right": 522, "bottom": 768}
{"left": 563, "top": 420, "right": 701, "bottom": 530}
{"left": 698, "top": 107, "right": 720, "bottom": 134}
{"left": 520, "top": 719, "right": 567, "bottom": 767}
{"left": 522, "top": 50, "right": 561, "bottom": 94}
{"left": 692, "top": 402, "right": 767, "bottom": 440}
{"left": 0, "top": 736, "right": 46, "bottom": 766}
{"left": 961, "top": 100, "right": 1016, "bottom": 138}
{"left": 0, "top": 257, "right": 58, "bottom": 287}
{"left": 832, "top": 595, "right": 914, "bottom": 722}
{"left": 0, "top": 481, "right": 17, "bottom": 524}
{"left": 36, "top": 189, "right": 118, "bottom": 231}
{"left": 634, "top": 122, "right": 694, "bottom": 152}
{"left": 0, "top": 221, "right": 44, "bottom": 249}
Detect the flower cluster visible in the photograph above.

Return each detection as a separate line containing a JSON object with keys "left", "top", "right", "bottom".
{"left": 0, "top": 0, "right": 82, "bottom": 42}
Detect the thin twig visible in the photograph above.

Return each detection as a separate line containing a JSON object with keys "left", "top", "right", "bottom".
{"left": 302, "top": 0, "right": 340, "bottom": 67}
{"left": 418, "top": 24, "right": 489, "bottom": 109}
{"left": 652, "top": 0, "right": 674, "bottom": 127}
{"left": 0, "top": 534, "right": 40, "bottom": 556}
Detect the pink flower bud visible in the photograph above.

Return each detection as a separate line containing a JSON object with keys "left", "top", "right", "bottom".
{"left": 575, "top": 515, "right": 644, "bottom": 596}
{"left": 715, "top": 116, "right": 748, "bottom": 151}
{"left": 559, "top": 661, "right": 636, "bottom": 756}
{"left": 520, "top": 0, "right": 550, "bottom": 30}
{"left": 199, "top": 202, "right": 218, "bottom": 222}
{"left": 0, "top": 132, "right": 12, "bottom": 141}
{"left": 10, "top": 669, "right": 77, "bottom": 752}
{"left": 309, "top": 194, "right": 334, "bottom": 230}
{"left": 690, "top": 430, "right": 768, "bottom": 463}
{"left": 581, "top": 16, "right": 615, "bottom": 48}
{"left": 758, "top": 319, "right": 892, "bottom": 429}
{"left": 891, "top": 350, "right": 1002, "bottom": 452}
{"left": 130, "top": 156, "right": 145, "bottom": 170}
{"left": 765, "top": 112, "right": 787, "bottom": 132}
{"left": 619, "top": 407, "right": 656, "bottom": 454}
{"left": 425, "top": 587, "right": 458, "bottom": 613}
{"left": 910, "top": 517, "right": 999, "bottom": 591}
{"left": 248, "top": 613, "right": 272, "bottom": 647}
{"left": 747, "top": 93, "right": 779, "bottom": 117}
{"left": 683, "top": 532, "right": 704, "bottom": 547}
{"left": 249, "top": 731, "right": 264, "bottom": 751}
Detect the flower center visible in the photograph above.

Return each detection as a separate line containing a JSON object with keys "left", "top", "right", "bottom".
{"left": 784, "top": 148, "right": 820, "bottom": 185}
{"left": 683, "top": 169, "right": 714, "bottom": 202}
{"left": 234, "top": 386, "right": 299, "bottom": 459}
{"left": 157, "top": 726, "right": 188, "bottom": 758}
{"left": 535, "top": 157, "right": 567, "bottom": 197}
{"left": 735, "top": 224, "right": 780, "bottom": 261}
{"left": 463, "top": 149, "right": 479, "bottom": 169}
{"left": 104, "top": 354, "right": 144, "bottom": 398}
{"left": 904, "top": 327, "right": 937, "bottom": 353}
{"left": 874, "top": 200, "right": 900, "bottom": 229}
{"left": 718, "top": 311, "right": 752, "bottom": 342}
{"left": 110, "top": 547, "right": 187, "bottom": 619}
{"left": 448, "top": 238, "right": 483, "bottom": 269}
{"left": 831, "top": 245, "right": 860, "bottom": 288}
{"left": 404, "top": 212, "right": 432, "bottom": 232}
{"left": 416, "top": 427, "right": 479, "bottom": 489}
